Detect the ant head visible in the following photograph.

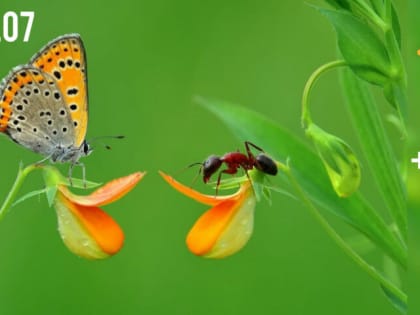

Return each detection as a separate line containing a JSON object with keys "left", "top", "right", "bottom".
{"left": 255, "top": 153, "right": 278, "bottom": 175}
{"left": 202, "top": 155, "right": 223, "bottom": 183}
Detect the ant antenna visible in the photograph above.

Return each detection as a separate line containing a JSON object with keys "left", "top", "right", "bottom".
{"left": 187, "top": 162, "right": 204, "bottom": 169}
{"left": 170, "top": 161, "right": 204, "bottom": 187}
{"left": 170, "top": 161, "right": 202, "bottom": 178}
{"left": 188, "top": 162, "right": 204, "bottom": 182}
{"left": 187, "top": 162, "right": 203, "bottom": 187}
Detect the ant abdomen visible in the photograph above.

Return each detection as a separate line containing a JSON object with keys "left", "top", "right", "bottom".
{"left": 255, "top": 153, "right": 278, "bottom": 176}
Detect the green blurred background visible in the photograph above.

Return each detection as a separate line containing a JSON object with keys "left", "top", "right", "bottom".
{"left": 0, "top": 1, "right": 409, "bottom": 314}
{"left": 408, "top": 1, "right": 420, "bottom": 314}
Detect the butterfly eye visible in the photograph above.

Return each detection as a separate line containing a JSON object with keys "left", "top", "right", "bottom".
{"left": 83, "top": 141, "right": 91, "bottom": 155}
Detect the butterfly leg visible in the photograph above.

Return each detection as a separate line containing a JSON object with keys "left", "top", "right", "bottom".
{"left": 80, "top": 162, "right": 87, "bottom": 189}
{"left": 68, "top": 163, "right": 74, "bottom": 187}
{"left": 35, "top": 154, "right": 53, "bottom": 167}
{"left": 68, "top": 162, "right": 87, "bottom": 188}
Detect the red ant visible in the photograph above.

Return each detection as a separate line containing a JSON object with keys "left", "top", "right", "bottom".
{"left": 191, "top": 141, "right": 278, "bottom": 191}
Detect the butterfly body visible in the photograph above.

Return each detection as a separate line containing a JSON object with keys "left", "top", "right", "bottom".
{"left": 0, "top": 34, "right": 90, "bottom": 167}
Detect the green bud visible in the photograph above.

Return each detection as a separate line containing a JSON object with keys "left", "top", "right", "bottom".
{"left": 306, "top": 124, "right": 361, "bottom": 197}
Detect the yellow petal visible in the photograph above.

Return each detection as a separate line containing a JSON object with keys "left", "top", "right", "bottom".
{"left": 55, "top": 192, "right": 124, "bottom": 259}
{"left": 60, "top": 172, "right": 145, "bottom": 207}
{"left": 186, "top": 182, "right": 256, "bottom": 258}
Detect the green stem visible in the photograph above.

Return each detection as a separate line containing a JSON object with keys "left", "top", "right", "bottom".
{"left": 384, "top": 25, "right": 405, "bottom": 84}
{"left": 301, "top": 60, "right": 347, "bottom": 128}
{"left": 0, "top": 163, "right": 39, "bottom": 221}
{"left": 280, "top": 162, "right": 407, "bottom": 304}
{"left": 352, "top": 0, "right": 387, "bottom": 30}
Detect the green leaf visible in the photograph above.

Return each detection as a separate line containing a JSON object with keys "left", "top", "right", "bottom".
{"left": 46, "top": 186, "right": 58, "bottom": 207}
{"left": 61, "top": 177, "right": 102, "bottom": 190}
{"left": 368, "top": 2, "right": 401, "bottom": 48}
{"left": 381, "top": 284, "right": 407, "bottom": 314}
{"left": 12, "top": 188, "right": 47, "bottom": 207}
{"left": 383, "top": 80, "right": 408, "bottom": 124}
{"left": 391, "top": 4, "right": 401, "bottom": 48}
{"left": 369, "top": 0, "right": 384, "bottom": 17}
{"left": 197, "top": 97, "right": 406, "bottom": 268}
{"left": 324, "top": 0, "right": 351, "bottom": 10}
{"left": 340, "top": 69, "right": 406, "bottom": 240}
{"left": 319, "top": 8, "right": 392, "bottom": 86}
{"left": 262, "top": 185, "right": 272, "bottom": 205}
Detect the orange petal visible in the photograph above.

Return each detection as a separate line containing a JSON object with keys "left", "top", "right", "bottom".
{"left": 55, "top": 192, "right": 124, "bottom": 259}
{"left": 159, "top": 171, "right": 239, "bottom": 206}
{"left": 186, "top": 185, "right": 255, "bottom": 258}
{"left": 60, "top": 172, "right": 145, "bottom": 207}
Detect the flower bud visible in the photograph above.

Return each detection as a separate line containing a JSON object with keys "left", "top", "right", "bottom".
{"left": 306, "top": 124, "right": 361, "bottom": 197}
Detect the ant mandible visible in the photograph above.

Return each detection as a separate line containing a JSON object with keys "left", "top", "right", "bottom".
{"left": 194, "top": 141, "right": 278, "bottom": 191}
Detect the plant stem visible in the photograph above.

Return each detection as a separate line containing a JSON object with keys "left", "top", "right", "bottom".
{"left": 301, "top": 60, "right": 347, "bottom": 128}
{"left": 0, "top": 163, "right": 39, "bottom": 221}
{"left": 280, "top": 162, "right": 407, "bottom": 304}
{"left": 352, "top": 0, "right": 387, "bottom": 30}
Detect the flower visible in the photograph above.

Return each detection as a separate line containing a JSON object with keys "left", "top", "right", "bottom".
{"left": 50, "top": 169, "right": 145, "bottom": 259}
{"left": 159, "top": 171, "right": 257, "bottom": 259}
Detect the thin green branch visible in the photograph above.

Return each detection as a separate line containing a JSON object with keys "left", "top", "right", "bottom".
{"left": 301, "top": 60, "right": 347, "bottom": 128}
{"left": 280, "top": 161, "right": 407, "bottom": 304}
{"left": 0, "top": 163, "right": 39, "bottom": 221}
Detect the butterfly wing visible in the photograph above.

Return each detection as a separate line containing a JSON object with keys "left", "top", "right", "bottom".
{"left": 0, "top": 66, "right": 76, "bottom": 156}
{"left": 30, "top": 33, "right": 88, "bottom": 148}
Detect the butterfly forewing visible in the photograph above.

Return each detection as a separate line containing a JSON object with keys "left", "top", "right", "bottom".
{"left": 0, "top": 66, "right": 76, "bottom": 156}
{"left": 30, "top": 34, "right": 88, "bottom": 148}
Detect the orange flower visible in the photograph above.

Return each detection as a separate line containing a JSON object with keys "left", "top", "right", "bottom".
{"left": 160, "top": 171, "right": 257, "bottom": 259}
{"left": 52, "top": 171, "right": 145, "bottom": 259}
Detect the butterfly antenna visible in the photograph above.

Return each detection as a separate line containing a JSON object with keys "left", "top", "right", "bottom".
{"left": 88, "top": 135, "right": 125, "bottom": 151}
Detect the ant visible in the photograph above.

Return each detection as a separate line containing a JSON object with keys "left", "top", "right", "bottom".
{"left": 191, "top": 141, "right": 278, "bottom": 192}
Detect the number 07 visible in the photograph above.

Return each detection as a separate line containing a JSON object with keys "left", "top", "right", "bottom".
{"left": 2, "top": 11, "right": 34, "bottom": 42}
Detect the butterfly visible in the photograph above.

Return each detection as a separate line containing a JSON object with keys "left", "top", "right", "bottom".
{"left": 0, "top": 34, "right": 91, "bottom": 179}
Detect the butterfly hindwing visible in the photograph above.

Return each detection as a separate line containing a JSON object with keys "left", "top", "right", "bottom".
{"left": 30, "top": 33, "right": 88, "bottom": 148}
{"left": 0, "top": 65, "right": 76, "bottom": 156}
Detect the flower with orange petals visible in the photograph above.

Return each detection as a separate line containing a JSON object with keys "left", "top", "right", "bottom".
{"left": 160, "top": 171, "right": 259, "bottom": 259}
{"left": 45, "top": 167, "right": 145, "bottom": 259}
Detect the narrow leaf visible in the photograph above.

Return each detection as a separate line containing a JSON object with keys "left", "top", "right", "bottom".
{"left": 46, "top": 186, "right": 57, "bottom": 207}
{"left": 324, "top": 0, "right": 351, "bottom": 10}
{"left": 12, "top": 188, "right": 47, "bottom": 207}
{"left": 340, "top": 69, "right": 406, "bottom": 239}
{"left": 391, "top": 4, "right": 402, "bottom": 48}
{"left": 61, "top": 178, "right": 102, "bottom": 189}
{"left": 369, "top": 0, "right": 384, "bottom": 17}
{"left": 381, "top": 284, "right": 407, "bottom": 314}
{"left": 319, "top": 8, "right": 391, "bottom": 86}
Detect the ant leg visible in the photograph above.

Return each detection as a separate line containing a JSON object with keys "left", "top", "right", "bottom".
{"left": 215, "top": 167, "right": 238, "bottom": 195}
{"left": 215, "top": 171, "right": 224, "bottom": 195}
{"left": 245, "top": 141, "right": 264, "bottom": 155}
